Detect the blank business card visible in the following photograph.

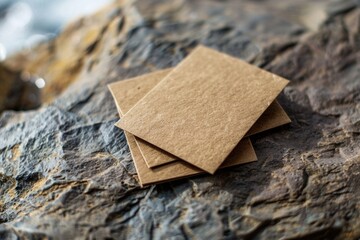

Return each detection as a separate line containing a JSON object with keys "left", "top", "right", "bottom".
{"left": 111, "top": 69, "right": 290, "bottom": 169}
{"left": 116, "top": 45, "right": 289, "bottom": 173}
{"left": 109, "top": 69, "right": 178, "bottom": 168}
{"left": 123, "top": 131, "right": 256, "bottom": 186}
{"left": 108, "top": 74, "right": 257, "bottom": 186}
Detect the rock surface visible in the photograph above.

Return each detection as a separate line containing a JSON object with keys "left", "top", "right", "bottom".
{"left": 0, "top": 0, "right": 360, "bottom": 239}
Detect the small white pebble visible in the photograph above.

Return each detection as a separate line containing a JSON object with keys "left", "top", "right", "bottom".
{"left": 35, "top": 78, "right": 46, "bottom": 89}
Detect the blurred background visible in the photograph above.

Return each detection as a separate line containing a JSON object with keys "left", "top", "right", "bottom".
{"left": 0, "top": 0, "right": 356, "bottom": 114}
{"left": 0, "top": 0, "right": 111, "bottom": 60}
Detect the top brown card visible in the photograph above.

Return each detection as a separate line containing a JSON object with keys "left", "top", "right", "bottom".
{"left": 111, "top": 69, "right": 290, "bottom": 169}
{"left": 117, "top": 45, "right": 289, "bottom": 173}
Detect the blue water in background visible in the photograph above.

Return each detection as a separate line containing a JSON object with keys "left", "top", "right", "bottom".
{"left": 0, "top": 0, "right": 111, "bottom": 60}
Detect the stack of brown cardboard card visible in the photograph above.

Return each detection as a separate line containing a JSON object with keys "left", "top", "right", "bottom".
{"left": 108, "top": 45, "right": 291, "bottom": 187}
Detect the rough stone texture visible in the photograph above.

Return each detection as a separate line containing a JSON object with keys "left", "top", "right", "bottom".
{"left": 0, "top": 0, "right": 360, "bottom": 239}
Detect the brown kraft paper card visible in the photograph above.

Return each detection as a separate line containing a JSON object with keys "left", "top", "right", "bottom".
{"left": 110, "top": 69, "right": 290, "bottom": 168}
{"left": 109, "top": 69, "right": 178, "bottom": 168}
{"left": 116, "top": 45, "right": 289, "bottom": 173}
{"left": 108, "top": 79, "right": 257, "bottom": 186}
{"left": 124, "top": 131, "right": 256, "bottom": 186}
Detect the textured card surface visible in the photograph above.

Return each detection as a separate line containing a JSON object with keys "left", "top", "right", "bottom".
{"left": 110, "top": 69, "right": 290, "bottom": 168}
{"left": 109, "top": 69, "right": 178, "bottom": 167}
{"left": 108, "top": 77, "right": 257, "bottom": 186}
{"left": 116, "top": 45, "right": 289, "bottom": 173}
{"left": 245, "top": 101, "right": 290, "bottom": 136}
{"left": 124, "top": 131, "right": 256, "bottom": 186}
